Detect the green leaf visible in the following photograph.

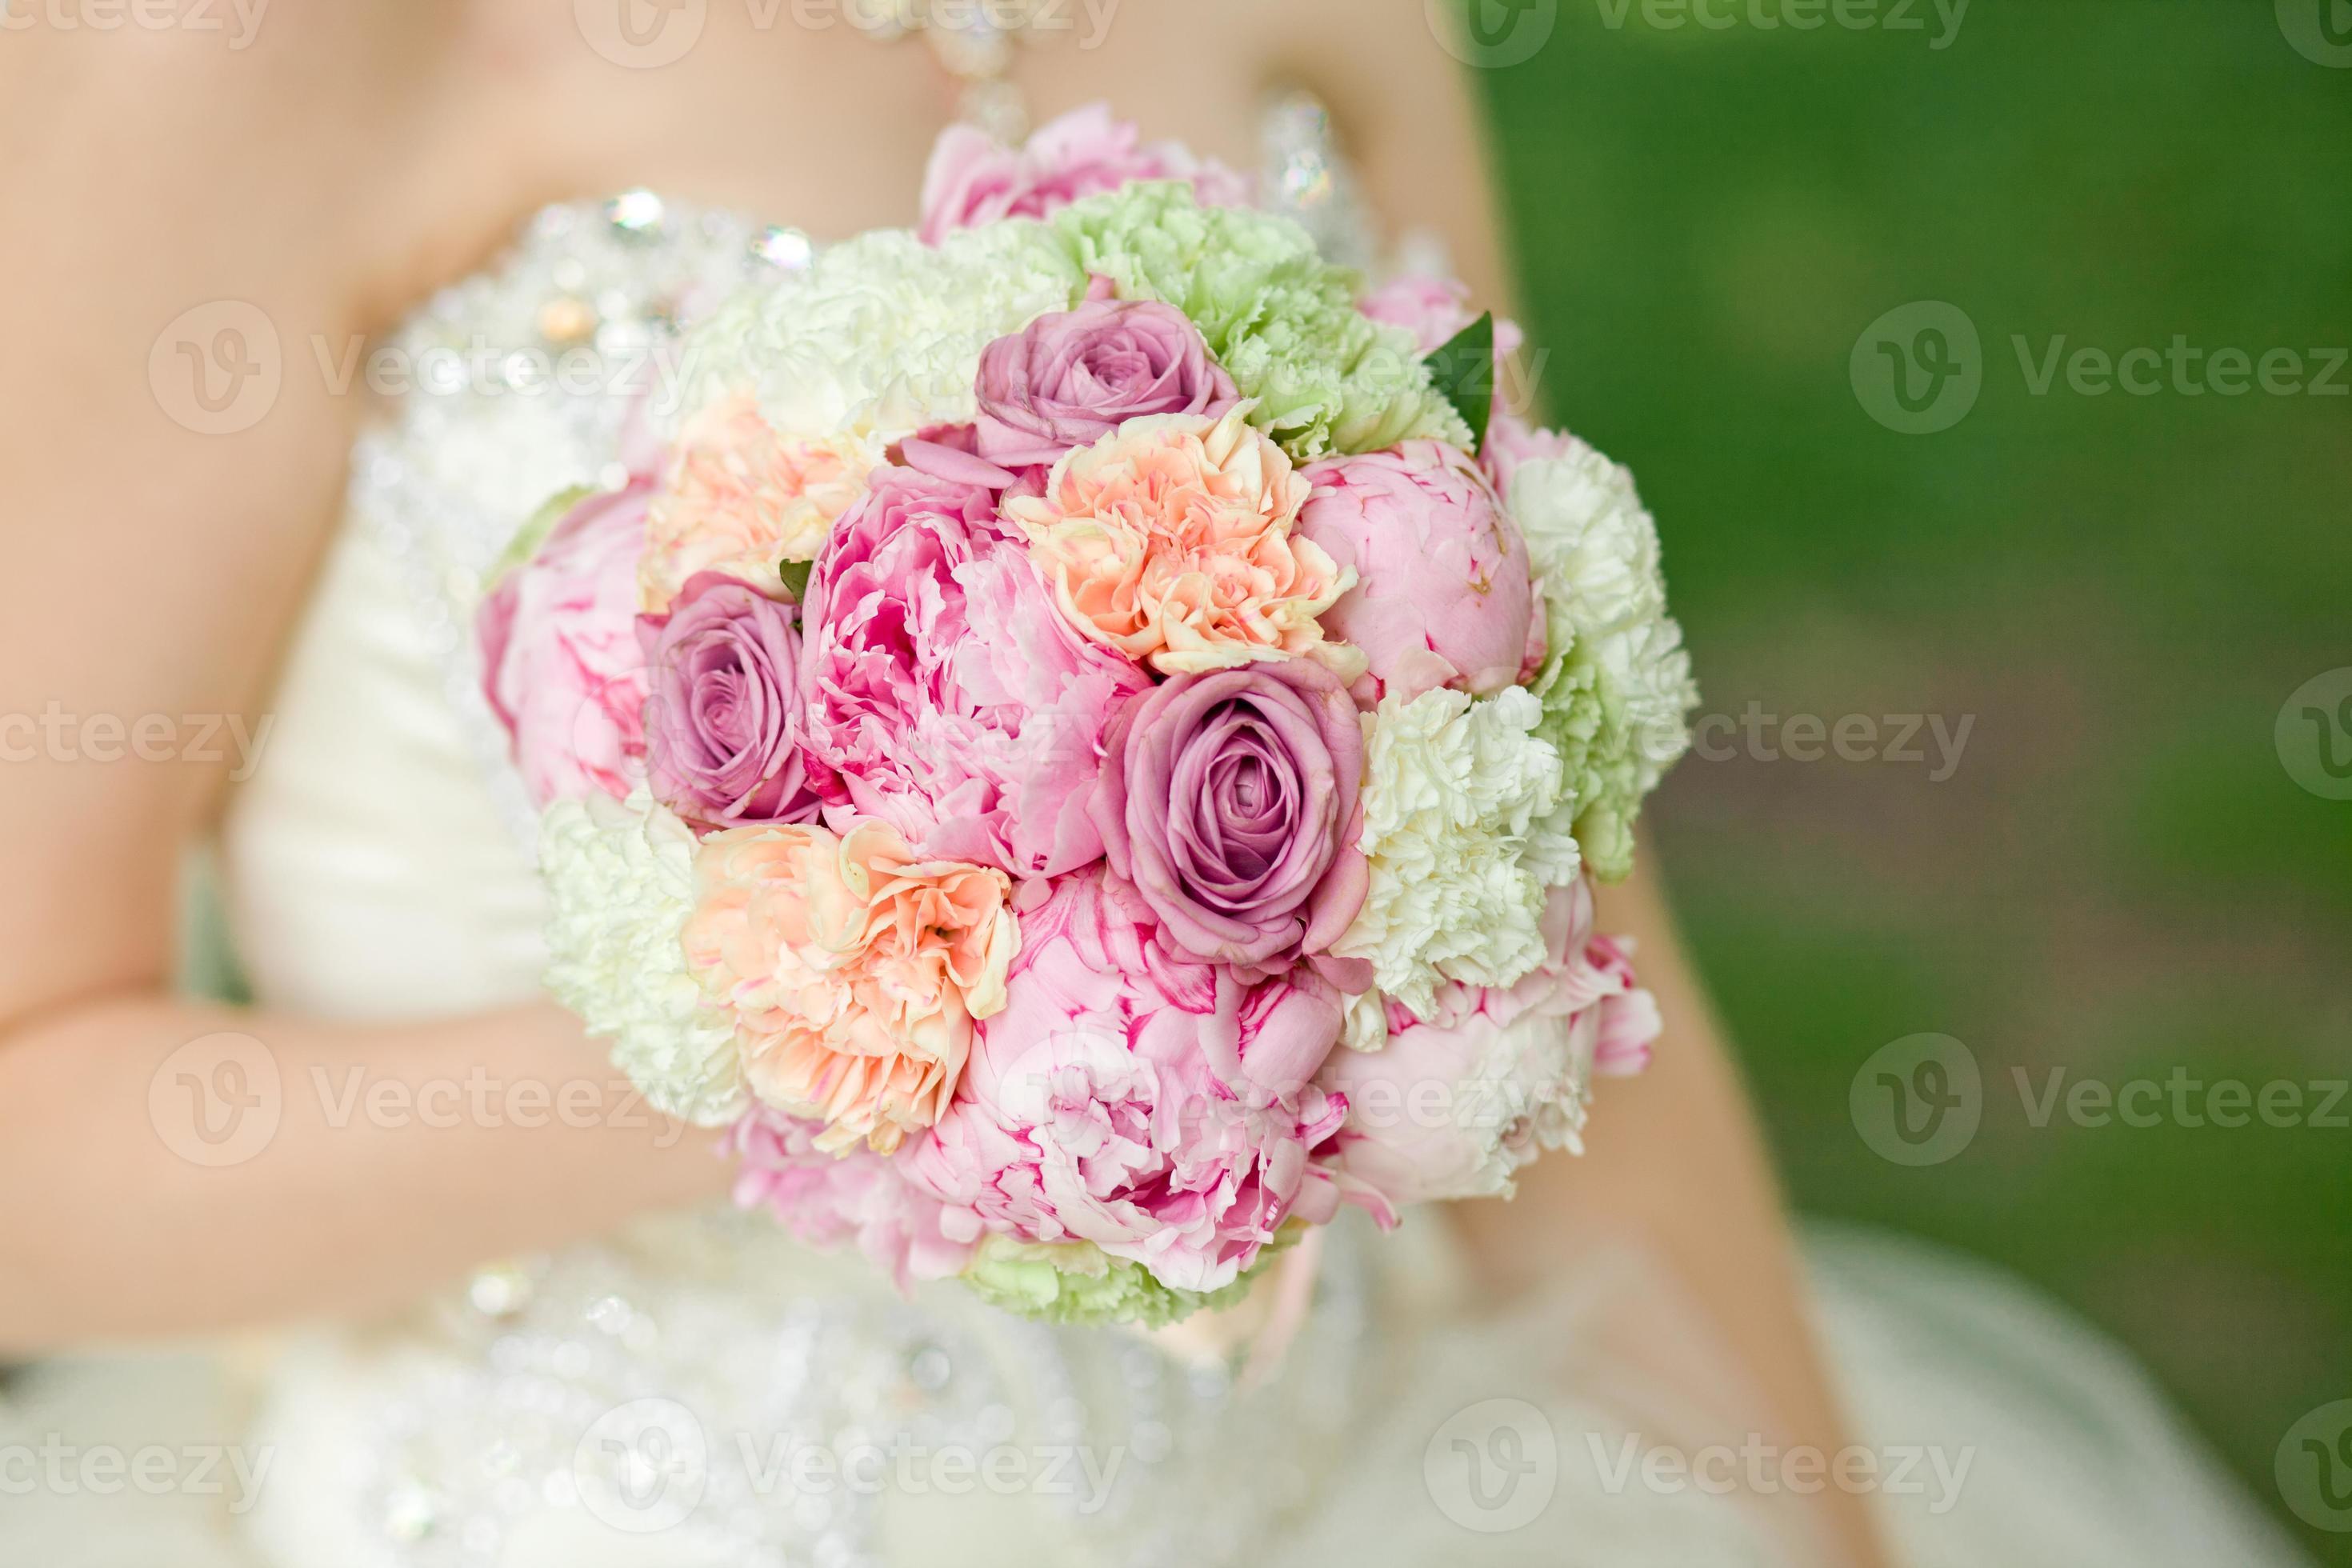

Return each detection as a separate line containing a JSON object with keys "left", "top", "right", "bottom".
{"left": 489, "top": 486, "right": 596, "bottom": 586}
{"left": 1424, "top": 311, "right": 1497, "bottom": 454}
{"left": 777, "top": 559, "right": 814, "bottom": 603}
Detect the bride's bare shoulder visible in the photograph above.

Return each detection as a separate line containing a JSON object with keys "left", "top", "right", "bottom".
{"left": 0, "top": 1, "right": 562, "bottom": 326}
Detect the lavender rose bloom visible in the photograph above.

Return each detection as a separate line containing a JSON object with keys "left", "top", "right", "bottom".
{"left": 974, "top": 297, "right": 1240, "bottom": 469}
{"left": 1297, "top": 440, "right": 1537, "bottom": 706}
{"left": 1092, "top": 661, "right": 1371, "bottom": 988}
{"left": 637, "top": 571, "right": 820, "bottom": 829}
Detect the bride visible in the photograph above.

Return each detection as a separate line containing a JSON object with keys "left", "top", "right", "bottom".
{"left": 0, "top": 4, "right": 2310, "bottom": 1565}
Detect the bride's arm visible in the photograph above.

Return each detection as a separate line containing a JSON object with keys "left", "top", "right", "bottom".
{"left": 0, "top": 15, "right": 725, "bottom": 1356}
{"left": 1266, "top": 11, "right": 1892, "bottom": 1565}
{"left": 1453, "top": 861, "right": 1890, "bottom": 1568}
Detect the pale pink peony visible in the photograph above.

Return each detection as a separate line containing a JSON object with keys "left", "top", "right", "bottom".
{"left": 1479, "top": 410, "right": 1580, "bottom": 502}
{"left": 479, "top": 481, "right": 654, "bottom": 808}
{"left": 919, "top": 102, "right": 1253, "bottom": 246}
{"left": 1297, "top": 441, "right": 1536, "bottom": 704}
{"left": 641, "top": 393, "right": 872, "bottom": 613}
{"left": 907, "top": 874, "right": 1350, "bottom": 1294}
{"left": 1573, "top": 931, "right": 1661, "bottom": 1078}
{"left": 726, "top": 1108, "right": 978, "bottom": 1293}
{"left": 799, "top": 464, "right": 1151, "bottom": 879}
{"left": 1004, "top": 406, "right": 1365, "bottom": 680}
{"left": 1358, "top": 274, "right": 1529, "bottom": 363}
{"left": 684, "top": 820, "right": 1018, "bottom": 1156}
{"left": 1315, "top": 881, "right": 1661, "bottom": 1218}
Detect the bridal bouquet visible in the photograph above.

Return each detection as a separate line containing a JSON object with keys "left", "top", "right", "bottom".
{"left": 479, "top": 107, "right": 1697, "bottom": 1326}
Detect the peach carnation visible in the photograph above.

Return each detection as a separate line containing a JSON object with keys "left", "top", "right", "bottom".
{"left": 683, "top": 820, "right": 1017, "bottom": 1155}
{"left": 1004, "top": 406, "right": 1365, "bottom": 680}
{"left": 641, "top": 393, "right": 873, "bottom": 612}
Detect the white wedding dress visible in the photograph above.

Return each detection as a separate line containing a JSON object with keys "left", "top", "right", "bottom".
{"left": 0, "top": 123, "right": 2314, "bottom": 1568}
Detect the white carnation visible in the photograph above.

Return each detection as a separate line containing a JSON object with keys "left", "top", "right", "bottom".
{"left": 1441, "top": 1005, "right": 1598, "bottom": 1198}
{"left": 1508, "top": 440, "right": 1700, "bottom": 881}
{"left": 540, "top": 789, "right": 743, "bottom": 1126}
{"left": 1334, "top": 687, "right": 1577, "bottom": 1019}
{"left": 660, "top": 221, "right": 1083, "bottom": 448}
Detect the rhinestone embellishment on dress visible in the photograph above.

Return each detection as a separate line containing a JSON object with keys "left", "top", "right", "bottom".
{"left": 348, "top": 194, "right": 786, "bottom": 853}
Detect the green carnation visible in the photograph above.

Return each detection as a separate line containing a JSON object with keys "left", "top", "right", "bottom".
{"left": 961, "top": 1234, "right": 1292, "bottom": 1330}
{"left": 1050, "top": 184, "right": 1469, "bottom": 461}
{"left": 1531, "top": 649, "right": 1638, "bottom": 884}
{"left": 1512, "top": 442, "right": 1701, "bottom": 885}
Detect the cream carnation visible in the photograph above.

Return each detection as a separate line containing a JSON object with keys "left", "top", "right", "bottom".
{"left": 539, "top": 789, "right": 744, "bottom": 1125}
{"left": 1333, "top": 686, "right": 1577, "bottom": 1019}
{"left": 662, "top": 222, "right": 1084, "bottom": 453}
{"left": 1505, "top": 438, "right": 1699, "bottom": 883}
{"left": 1005, "top": 404, "right": 1362, "bottom": 678}
{"left": 639, "top": 393, "right": 873, "bottom": 610}
{"left": 683, "top": 821, "right": 1018, "bottom": 1157}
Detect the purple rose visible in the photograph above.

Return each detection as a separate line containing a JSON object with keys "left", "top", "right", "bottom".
{"left": 974, "top": 298, "right": 1240, "bottom": 469}
{"left": 637, "top": 571, "right": 820, "bottom": 829}
{"left": 1093, "top": 661, "right": 1371, "bottom": 988}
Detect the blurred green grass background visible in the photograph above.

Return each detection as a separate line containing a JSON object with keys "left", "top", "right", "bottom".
{"left": 1475, "top": 0, "right": 2351, "bottom": 1554}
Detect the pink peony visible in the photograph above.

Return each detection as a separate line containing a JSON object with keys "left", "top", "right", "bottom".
{"left": 479, "top": 481, "right": 654, "bottom": 808}
{"left": 1480, "top": 410, "right": 1581, "bottom": 502}
{"left": 1297, "top": 440, "right": 1536, "bottom": 704}
{"left": 919, "top": 102, "right": 1253, "bottom": 245}
{"left": 1093, "top": 661, "right": 1370, "bottom": 986}
{"left": 799, "top": 465, "right": 1151, "bottom": 879}
{"left": 1573, "top": 930, "right": 1662, "bottom": 1078}
{"left": 638, "top": 571, "right": 822, "bottom": 830}
{"left": 683, "top": 820, "right": 1017, "bottom": 1156}
{"left": 1358, "top": 274, "right": 1529, "bottom": 363}
{"left": 726, "top": 1108, "right": 978, "bottom": 1294}
{"left": 907, "top": 874, "right": 1349, "bottom": 1294}
{"left": 1004, "top": 406, "right": 1363, "bottom": 679}
{"left": 1315, "top": 882, "right": 1661, "bottom": 1219}
{"left": 974, "top": 294, "right": 1239, "bottom": 469}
